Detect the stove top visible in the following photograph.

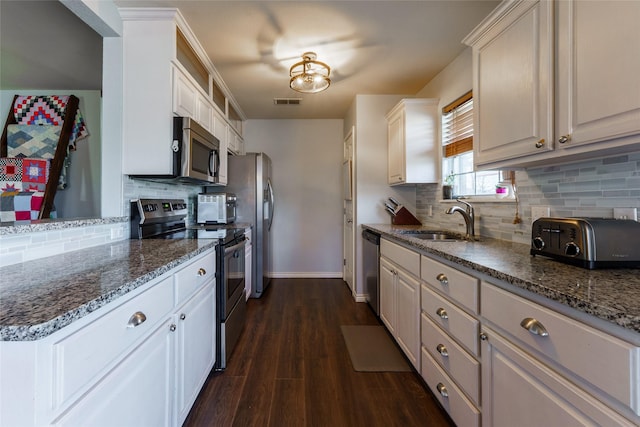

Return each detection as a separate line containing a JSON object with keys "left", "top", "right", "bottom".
{"left": 130, "top": 198, "right": 245, "bottom": 242}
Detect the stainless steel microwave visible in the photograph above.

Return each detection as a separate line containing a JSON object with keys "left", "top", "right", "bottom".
{"left": 174, "top": 117, "right": 220, "bottom": 184}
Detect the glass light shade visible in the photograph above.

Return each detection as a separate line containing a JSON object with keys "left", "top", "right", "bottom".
{"left": 289, "top": 52, "right": 331, "bottom": 93}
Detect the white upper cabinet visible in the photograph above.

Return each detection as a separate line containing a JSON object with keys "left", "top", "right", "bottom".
{"left": 555, "top": 0, "right": 640, "bottom": 152}
{"left": 120, "top": 8, "right": 245, "bottom": 177}
{"left": 386, "top": 99, "right": 439, "bottom": 185}
{"left": 464, "top": 0, "right": 640, "bottom": 169}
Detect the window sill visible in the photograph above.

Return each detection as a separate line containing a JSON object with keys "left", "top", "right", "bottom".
{"left": 440, "top": 196, "right": 516, "bottom": 204}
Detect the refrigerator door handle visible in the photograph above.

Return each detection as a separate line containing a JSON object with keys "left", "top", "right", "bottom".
{"left": 267, "top": 178, "right": 274, "bottom": 231}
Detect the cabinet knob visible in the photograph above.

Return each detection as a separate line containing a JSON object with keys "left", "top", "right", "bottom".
{"left": 436, "top": 273, "right": 448, "bottom": 285}
{"left": 480, "top": 332, "right": 488, "bottom": 341}
{"left": 169, "top": 324, "right": 177, "bottom": 332}
{"left": 127, "top": 311, "right": 147, "bottom": 328}
{"left": 535, "top": 138, "right": 545, "bottom": 148}
{"left": 436, "top": 344, "right": 449, "bottom": 357}
{"left": 520, "top": 317, "right": 549, "bottom": 337}
{"left": 180, "top": 313, "right": 186, "bottom": 320}
{"left": 436, "top": 383, "right": 449, "bottom": 398}
{"left": 197, "top": 268, "right": 207, "bottom": 276}
{"left": 558, "top": 135, "right": 571, "bottom": 144}
{"left": 436, "top": 307, "right": 449, "bottom": 320}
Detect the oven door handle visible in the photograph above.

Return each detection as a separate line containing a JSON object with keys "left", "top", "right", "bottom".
{"left": 224, "top": 238, "right": 246, "bottom": 255}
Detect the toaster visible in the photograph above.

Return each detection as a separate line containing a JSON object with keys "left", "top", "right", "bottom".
{"left": 530, "top": 217, "right": 640, "bottom": 269}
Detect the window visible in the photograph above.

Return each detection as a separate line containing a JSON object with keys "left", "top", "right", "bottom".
{"left": 441, "top": 91, "right": 501, "bottom": 198}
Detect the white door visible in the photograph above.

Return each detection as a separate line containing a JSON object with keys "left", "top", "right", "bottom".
{"left": 176, "top": 283, "right": 216, "bottom": 425}
{"left": 54, "top": 320, "right": 174, "bottom": 427}
{"left": 343, "top": 127, "right": 355, "bottom": 293}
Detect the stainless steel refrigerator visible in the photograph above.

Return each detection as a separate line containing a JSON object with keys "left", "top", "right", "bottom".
{"left": 224, "top": 152, "right": 274, "bottom": 298}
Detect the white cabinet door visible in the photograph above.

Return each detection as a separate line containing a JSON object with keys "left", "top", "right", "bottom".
{"left": 555, "top": 0, "right": 640, "bottom": 150}
{"left": 387, "top": 109, "right": 405, "bottom": 184}
{"left": 470, "top": 0, "right": 554, "bottom": 167}
{"left": 481, "top": 327, "right": 635, "bottom": 427}
{"left": 395, "top": 269, "right": 420, "bottom": 368}
{"left": 386, "top": 99, "right": 439, "bottom": 185}
{"left": 379, "top": 257, "right": 396, "bottom": 334}
{"left": 213, "top": 108, "right": 228, "bottom": 185}
{"left": 54, "top": 320, "right": 174, "bottom": 427}
{"left": 173, "top": 68, "right": 198, "bottom": 119}
{"left": 175, "top": 282, "right": 216, "bottom": 426}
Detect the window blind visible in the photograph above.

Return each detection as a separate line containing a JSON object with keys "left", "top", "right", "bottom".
{"left": 442, "top": 91, "right": 473, "bottom": 158}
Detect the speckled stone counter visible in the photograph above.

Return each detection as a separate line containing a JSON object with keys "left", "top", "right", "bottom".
{"left": 0, "top": 238, "right": 216, "bottom": 341}
{"left": 0, "top": 216, "right": 128, "bottom": 235}
{"left": 364, "top": 224, "right": 640, "bottom": 335}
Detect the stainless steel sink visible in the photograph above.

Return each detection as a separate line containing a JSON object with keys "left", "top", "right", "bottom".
{"left": 401, "top": 231, "right": 464, "bottom": 241}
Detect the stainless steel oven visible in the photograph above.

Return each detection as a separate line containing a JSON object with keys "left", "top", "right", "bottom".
{"left": 215, "top": 231, "right": 246, "bottom": 370}
{"left": 131, "top": 198, "right": 247, "bottom": 371}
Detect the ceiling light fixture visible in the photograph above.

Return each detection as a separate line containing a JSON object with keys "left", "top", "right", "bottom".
{"left": 289, "top": 52, "right": 331, "bottom": 94}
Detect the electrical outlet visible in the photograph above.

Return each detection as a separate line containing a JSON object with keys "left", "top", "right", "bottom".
{"left": 531, "top": 206, "right": 550, "bottom": 224}
{"left": 613, "top": 207, "right": 638, "bottom": 221}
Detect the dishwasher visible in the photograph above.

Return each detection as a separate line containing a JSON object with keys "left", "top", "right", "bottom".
{"left": 362, "top": 229, "right": 381, "bottom": 316}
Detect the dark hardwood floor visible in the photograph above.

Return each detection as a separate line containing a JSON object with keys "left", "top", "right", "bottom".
{"left": 183, "top": 278, "right": 455, "bottom": 427}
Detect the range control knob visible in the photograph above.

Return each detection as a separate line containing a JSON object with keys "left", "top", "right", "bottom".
{"left": 532, "top": 237, "right": 545, "bottom": 250}
{"left": 565, "top": 242, "right": 581, "bottom": 257}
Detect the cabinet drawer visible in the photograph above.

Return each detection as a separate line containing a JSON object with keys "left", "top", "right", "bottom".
{"left": 381, "top": 239, "right": 420, "bottom": 277}
{"left": 482, "top": 281, "right": 640, "bottom": 414}
{"left": 52, "top": 276, "right": 174, "bottom": 408}
{"left": 421, "top": 255, "right": 478, "bottom": 314}
{"left": 175, "top": 251, "right": 216, "bottom": 306}
{"left": 421, "top": 347, "right": 480, "bottom": 427}
{"left": 422, "top": 314, "right": 479, "bottom": 405}
{"left": 421, "top": 284, "right": 479, "bottom": 356}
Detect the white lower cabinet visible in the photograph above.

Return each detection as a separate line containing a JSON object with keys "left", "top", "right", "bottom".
{"left": 175, "top": 282, "right": 216, "bottom": 425}
{"left": 422, "top": 347, "right": 480, "bottom": 427}
{"left": 481, "top": 281, "right": 640, "bottom": 425}
{"left": 380, "top": 239, "right": 421, "bottom": 369}
{"left": 394, "top": 268, "right": 420, "bottom": 367}
{"left": 419, "top": 254, "right": 480, "bottom": 424}
{"left": 481, "top": 326, "right": 635, "bottom": 427}
{"left": 379, "top": 257, "right": 396, "bottom": 335}
{"left": 53, "top": 319, "right": 174, "bottom": 427}
{"left": 0, "top": 249, "right": 217, "bottom": 427}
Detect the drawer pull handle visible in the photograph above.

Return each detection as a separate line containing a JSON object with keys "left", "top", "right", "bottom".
{"left": 436, "top": 383, "right": 449, "bottom": 398}
{"left": 436, "top": 307, "right": 448, "bottom": 320}
{"left": 197, "top": 268, "right": 207, "bottom": 276}
{"left": 180, "top": 313, "right": 186, "bottom": 320}
{"left": 436, "top": 273, "right": 448, "bottom": 285}
{"left": 127, "top": 311, "right": 147, "bottom": 328}
{"left": 520, "top": 317, "right": 549, "bottom": 337}
{"left": 436, "top": 344, "right": 449, "bottom": 357}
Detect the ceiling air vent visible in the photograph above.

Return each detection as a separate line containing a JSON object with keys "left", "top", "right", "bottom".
{"left": 273, "top": 98, "right": 302, "bottom": 105}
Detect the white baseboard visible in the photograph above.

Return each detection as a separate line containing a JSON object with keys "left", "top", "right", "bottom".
{"left": 353, "top": 293, "right": 367, "bottom": 303}
{"left": 269, "top": 272, "right": 344, "bottom": 279}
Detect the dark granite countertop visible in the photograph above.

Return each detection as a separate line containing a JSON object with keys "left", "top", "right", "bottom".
{"left": 0, "top": 238, "right": 216, "bottom": 341}
{"left": 364, "top": 224, "right": 640, "bottom": 335}
{"left": 0, "top": 217, "right": 128, "bottom": 235}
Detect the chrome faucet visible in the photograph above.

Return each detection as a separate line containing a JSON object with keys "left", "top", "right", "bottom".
{"left": 446, "top": 198, "right": 475, "bottom": 240}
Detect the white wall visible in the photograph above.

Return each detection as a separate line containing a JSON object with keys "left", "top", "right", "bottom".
{"left": 344, "top": 94, "right": 417, "bottom": 297}
{"left": 0, "top": 90, "right": 102, "bottom": 218}
{"left": 244, "top": 119, "right": 344, "bottom": 277}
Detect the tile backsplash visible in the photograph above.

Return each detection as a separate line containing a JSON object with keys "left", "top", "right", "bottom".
{"left": 416, "top": 152, "right": 640, "bottom": 245}
{"left": 124, "top": 176, "right": 204, "bottom": 224}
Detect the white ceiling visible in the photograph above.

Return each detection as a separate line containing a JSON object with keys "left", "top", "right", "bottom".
{"left": 1, "top": 0, "right": 499, "bottom": 120}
